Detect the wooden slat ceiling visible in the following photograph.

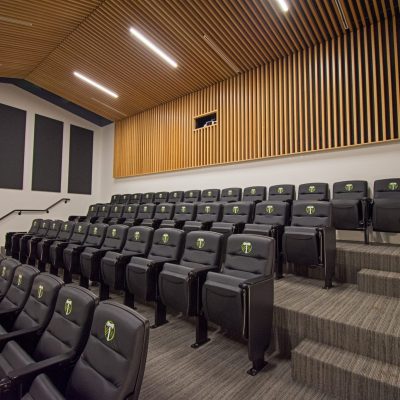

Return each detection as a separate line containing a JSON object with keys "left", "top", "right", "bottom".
{"left": 1, "top": 0, "right": 398, "bottom": 121}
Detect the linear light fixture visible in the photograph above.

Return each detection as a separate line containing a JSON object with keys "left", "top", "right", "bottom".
{"left": 91, "top": 97, "right": 127, "bottom": 117}
{"left": 73, "top": 71, "right": 118, "bottom": 98}
{"left": 0, "top": 15, "right": 32, "bottom": 27}
{"left": 129, "top": 27, "right": 178, "bottom": 68}
{"left": 334, "top": 0, "right": 349, "bottom": 30}
{"left": 203, "top": 35, "right": 240, "bottom": 73}
{"left": 274, "top": 0, "right": 289, "bottom": 12}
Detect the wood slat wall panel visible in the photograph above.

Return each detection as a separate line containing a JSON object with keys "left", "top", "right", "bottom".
{"left": 114, "top": 15, "right": 400, "bottom": 178}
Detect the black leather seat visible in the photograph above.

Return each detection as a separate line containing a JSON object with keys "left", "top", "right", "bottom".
{"left": 331, "top": 180, "right": 370, "bottom": 243}
{"left": 243, "top": 200, "right": 290, "bottom": 278}
{"left": 372, "top": 178, "right": 400, "bottom": 234}
{"left": 0, "top": 259, "right": 21, "bottom": 302}
{"left": 0, "top": 285, "right": 97, "bottom": 396}
{"left": 119, "top": 194, "right": 130, "bottom": 204}
{"left": 168, "top": 191, "right": 184, "bottom": 203}
{"left": 95, "top": 205, "right": 112, "bottom": 223}
{"left": 159, "top": 231, "right": 223, "bottom": 345}
{"left": 7, "top": 219, "right": 42, "bottom": 258}
{"left": 128, "top": 193, "right": 143, "bottom": 204}
{"left": 49, "top": 223, "right": 89, "bottom": 276}
{"left": 110, "top": 194, "right": 121, "bottom": 204}
{"left": 183, "top": 202, "right": 223, "bottom": 233}
{"left": 125, "top": 228, "right": 185, "bottom": 326}
{"left": 211, "top": 202, "right": 254, "bottom": 235}
{"left": 21, "top": 301, "right": 149, "bottom": 400}
{"left": 242, "top": 186, "right": 267, "bottom": 203}
{"left": 154, "top": 191, "right": 169, "bottom": 204}
{"left": 141, "top": 203, "right": 175, "bottom": 229}
{"left": 160, "top": 203, "right": 197, "bottom": 229}
{"left": 219, "top": 187, "right": 242, "bottom": 203}
{"left": 268, "top": 184, "right": 295, "bottom": 202}
{"left": 81, "top": 205, "right": 101, "bottom": 223}
{"left": 183, "top": 190, "right": 201, "bottom": 203}
{"left": 100, "top": 226, "right": 154, "bottom": 300}
{"left": 143, "top": 192, "right": 155, "bottom": 204}
{"left": 202, "top": 234, "right": 275, "bottom": 375}
{"left": 298, "top": 182, "right": 329, "bottom": 201}
{"left": 62, "top": 224, "right": 108, "bottom": 284}
{"left": 106, "top": 204, "right": 125, "bottom": 225}
{"left": 135, "top": 204, "right": 156, "bottom": 225}
{"left": 79, "top": 225, "right": 129, "bottom": 289}
{"left": 19, "top": 220, "right": 52, "bottom": 264}
{"left": 201, "top": 189, "right": 220, "bottom": 203}
{"left": 120, "top": 204, "right": 139, "bottom": 226}
{"left": 282, "top": 201, "right": 336, "bottom": 288}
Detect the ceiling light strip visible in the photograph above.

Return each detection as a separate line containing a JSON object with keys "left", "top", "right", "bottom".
{"left": 73, "top": 71, "right": 118, "bottom": 98}
{"left": 334, "top": 0, "right": 350, "bottom": 30}
{"left": 91, "top": 97, "right": 127, "bottom": 117}
{"left": 0, "top": 15, "right": 32, "bottom": 27}
{"left": 274, "top": 0, "right": 289, "bottom": 13}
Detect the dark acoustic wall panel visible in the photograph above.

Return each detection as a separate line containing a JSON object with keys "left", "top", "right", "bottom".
{"left": 0, "top": 103, "right": 26, "bottom": 189}
{"left": 68, "top": 125, "right": 93, "bottom": 195}
{"left": 32, "top": 114, "right": 63, "bottom": 192}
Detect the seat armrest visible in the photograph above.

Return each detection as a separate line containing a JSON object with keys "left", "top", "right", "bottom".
{"left": 118, "top": 252, "right": 146, "bottom": 262}
{"left": 188, "top": 265, "right": 220, "bottom": 277}
{"left": 0, "top": 327, "right": 40, "bottom": 350}
{"left": 240, "top": 274, "right": 274, "bottom": 289}
{"left": 73, "top": 244, "right": 100, "bottom": 253}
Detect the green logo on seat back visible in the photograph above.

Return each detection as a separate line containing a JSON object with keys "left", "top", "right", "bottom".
{"left": 78, "top": 225, "right": 82, "bottom": 233}
{"left": 265, "top": 205, "right": 274, "bottom": 214}
{"left": 146, "top": 194, "right": 149, "bottom": 199}
{"left": 128, "top": 206, "right": 132, "bottom": 212}
{"left": 228, "top": 189, "right": 233, "bottom": 195}
{"left": 161, "top": 206, "right": 166, "bottom": 212}
{"left": 64, "top": 299, "right": 73, "bottom": 316}
{"left": 181, "top": 206, "right": 186, "bottom": 212}
{"left": 93, "top": 227, "right": 98, "bottom": 235}
{"left": 33, "top": 221, "right": 37, "bottom": 226}
{"left": 308, "top": 185, "right": 316, "bottom": 193}
{"left": 241, "top": 241, "right": 252, "bottom": 254}
{"left": 42, "top": 222, "right": 46, "bottom": 228}
{"left": 38, "top": 284, "right": 44, "bottom": 299}
{"left": 388, "top": 182, "right": 399, "bottom": 191}
{"left": 105, "top": 320, "right": 116, "bottom": 342}
{"left": 123, "top": 195, "right": 127, "bottom": 200}
{"left": 102, "top": 206, "right": 106, "bottom": 211}
{"left": 250, "top": 188, "right": 256, "bottom": 195}
{"left": 161, "top": 233, "right": 169, "bottom": 244}
{"left": 173, "top": 192, "right": 177, "bottom": 197}
{"left": 205, "top": 206, "right": 211, "bottom": 213}
{"left": 64, "top": 223, "right": 68, "bottom": 231}
{"left": 111, "top": 228, "right": 117, "bottom": 237}
{"left": 17, "top": 274, "right": 23, "bottom": 286}
{"left": 159, "top": 193, "right": 163, "bottom": 198}
{"left": 91, "top": 206, "right": 94, "bottom": 211}
{"left": 1, "top": 266, "right": 6, "bottom": 278}
{"left": 196, "top": 237, "right": 205, "bottom": 249}
{"left": 345, "top": 183, "right": 354, "bottom": 191}
{"left": 114, "top": 206, "right": 118, "bottom": 212}
{"left": 232, "top": 206, "right": 240, "bottom": 214}
{"left": 143, "top": 206, "right": 148, "bottom": 212}
{"left": 134, "top": 231, "right": 140, "bottom": 241}
{"left": 277, "top": 187, "right": 284, "bottom": 194}
{"left": 189, "top": 191, "right": 193, "bottom": 197}
{"left": 306, "top": 205, "right": 316, "bottom": 215}
{"left": 207, "top": 191, "right": 212, "bottom": 197}
{"left": 134, "top": 194, "right": 138, "bottom": 199}
{"left": 52, "top": 223, "right": 56, "bottom": 229}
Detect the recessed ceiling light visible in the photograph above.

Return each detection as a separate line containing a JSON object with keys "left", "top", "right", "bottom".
{"left": 73, "top": 71, "right": 118, "bottom": 98}
{"left": 275, "top": 0, "right": 289, "bottom": 12}
{"left": 129, "top": 27, "right": 178, "bottom": 68}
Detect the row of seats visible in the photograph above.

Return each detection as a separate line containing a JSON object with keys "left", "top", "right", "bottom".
{"left": 0, "top": 258, "right": 148, "bottom": 399}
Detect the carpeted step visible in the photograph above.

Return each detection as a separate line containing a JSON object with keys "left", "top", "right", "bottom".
{"left": 292, "top": 339, "right": 400, "bottom": 400}
{"left": 336, "top": 241, "right": 400, "bottom": 283}
{"left": 358, "top": 268, "right": 400, "bottom": 298}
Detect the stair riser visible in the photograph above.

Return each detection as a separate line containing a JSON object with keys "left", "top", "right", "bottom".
{"left": 358, "top": 272, "right": 400, "bottom": 298}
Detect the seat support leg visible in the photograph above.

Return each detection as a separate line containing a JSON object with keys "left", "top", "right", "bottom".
{"left": 152, "top": 299, "right": 168, "bottom": 329}
{"left": 37, "top": 261, "right": 46, "bottom": 272}
{"left": 63, "top": 269, "right": 73, "bottom": 284}
{"left": 124, "top": 291, "right": 136, "bottom": 309}
{"left": 191, "top": 313, "right": 209, "bottom": 348}
{"left": 49, "top": 265, "right": 58, "bottom": 276}
{"left": 80, "top": 276, "right": 89, "bottom": 289}
{"left": 99, "top": 283, "right": 110, "bottom": 301}
{"left": 247, "top": 359, "right": 267, "bottom": 376}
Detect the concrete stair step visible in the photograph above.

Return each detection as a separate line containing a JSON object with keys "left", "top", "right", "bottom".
{"left": 358, "top": 268, "right": 400, "bottom": 298}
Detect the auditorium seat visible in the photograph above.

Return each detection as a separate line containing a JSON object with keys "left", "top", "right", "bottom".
{"left": 242, "top": 186, "right": 267, "bottom": 203}
{"left": 372, "top": 178, "right": 400, "bottom": 234}
{"left": 28, "top": 221, "right": 62, "bottom": 267}
{"left": 62, "top": 224, "right": 107, "bottom": 284}
{"left": 0, "top": 258, "right": 20, "bottom": 302}
{"left": 19, "top": 220, "right": 52, "bottom": 264}
{"left": 124, "top": 228, "right": 185, "bottom": 326}
{"left": 119, "top": 194, "right": 130, "bottom": 204}
{"left": 141, "top": 203, "right": 175, "bottom": 229}
{"left": 110, "top": 194, "right": 121, "bottom": 204}
{"left": 183, "top": 202, "right": 223, "bottom": 233}
{"left": 331, "top": 180, "right": 371, "bottom": 243}
{"left": 6, "top": 219, "right": 42, "bottom": 258}
{"left": 49, "top": 222, "right": 89, "bottom": 276}
{"left": 128, "top": 193, "right": 143, "bottom": 204}
{"left": 168, "top": 190, "right": 184, "bottom": 203}
{"left": 159, "top": 231, "right": 223, "bottom": 344}
{"left": 94, "top": 204, "right": 111, "bottom": 223}
{"left": 184, "top": 190, "right": 201, "bottom": 203}
{"left": 120, "top": 204, "right": 139, "bottom": 226}
{"left": 298, "top": 182, "right": 329, "bottom": 201}
{"left": 135, "top": 204, "right": 156, "bottom": 225}
{"left": 154, "top": 191, "right": 169, "bottom": 204}
{"left": 201, "top": 188, "right": 220, "bottom": 203}
{"left": 106, "top": 204, "right": 125, "bottom": 225}
{"left": 143, "top": 192, "right": 155, "bottom": 203}
{"left": 79, "top": 204, "right": 100, "bottom": 223}
{"left": 21, "top": 301, "right": 149, "bottom": 400}
{"left": 268, "top": 184, "right": 295, "bottom": 202}
{"left": 282, "top": 201, "right": 336, "bottom": 288}
{"left": 100, "top": 226, "right": 154, "bottom": 300}
{"left": 79, "top": 225, "right": 128, "bottom": 289}
{"left": 160, "top": 202, "right": 197, "bottom": 229}
{"left": 219, "top": 187, "right": 242, "bottom": 203}
{"left": 243, "top": 200, "right": 290, "bottom": 278}
{"left": 202, "top": 234, "right": 275, "bottom": 375}
{"left": 210, "top": 201, "right": 254, "bottom": 235}
{"left": 0, "top": 285, "right": 97, "bottom": 397}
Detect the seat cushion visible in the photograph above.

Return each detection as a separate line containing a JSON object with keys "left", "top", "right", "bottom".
{"left": 211, "top": 222, "right": 235, "bottom": 234}
{"left": 243, "top": 223, "right": 273, "bottom": 236}
{"left": 22, "top": 374, "right": 65, "bottom": 400}
{"left": 373, "top": 199, "right": 400, "bottom": 233}
{"left": 0, "top": 341, "right": 34, "bottom": 379}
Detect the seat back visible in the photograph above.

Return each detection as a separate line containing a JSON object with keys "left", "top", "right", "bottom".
{"left": 154, "top": 203, "right": 175, "bottom": 220}
{"left": 374, "top": 178, "right": 400, "bottom": 199}
{"left": 56, "top": 221, "right": 75, "bottom": 241}
{"left": 122, "top": 226, "right": 154, "bottom": 256}
{"left": 333, "top": 180, "right": 368, "bottom": 200}
{"left": 0, "top": 258, "right": 20, "bottom": 299}
{"left": 184, "top": 190, "right": 201, "bottom": 203}
{"left": 28, "top": 219, "right": 43, "bottom": 235}
{"left": 195, "top": 202, "right": 222, "bottom": 223}
{"left": 180, "top": 231, "right": 223, "bottom": 269}
{"left": 143, "top": 192, "right": 155, "bottom": 203}
{"left": 97, "top": 205, "right": 111, "bottom": 219}
{"left": 169, "top": 191, "right": 184, "bottom": 203}
{"left": 242, "top": 186, "right": 266, "bottom": 203}
{"left": 69, "top": 222, "right": 90, "bottom": 244}
{"left": 136, "top": 204, "right": 156, "bottom": 220}
{"left": 148, "top": 228, "right": 185, "bottom": 261}
{"left": 223, "top": 234, "right": 275, "bottom": 279}
{"left": 109, "top": 204, "right": 124, "bottom": 219}
{"left": 291, "top": 201, "right": 332, "bottom": 227}
{"left": 122, "top": 204, "right": 139, "bottom": 220}
{"left": 298, "top": 182, "right": 329, "bottom": 201}
{"left": 35, "top": 220, "right": 52, "bottom": 237}
{"left": 110, "top": 195, "right": 121, "bottom": 204}
{"left": 120, "top": 194, "right": 130, "bottom": 204}
{"left": 173, "top": 203, "right": 197, "bottom": 222}
{"left": 83, "top": 224, "right": 108, "bottom": 247}
{"left": 65, "top": 301, "right": 149, "bottom": 400}
{"left": 45, "top": 220, "right": 63, "bottom": 239}
{"left": 201, "top": 188, "right": 220, "bottom": 202}
{"left": 221, "top": 202, "right": 253, "bottom": 224}
{"left": 129, "top": 193, "right": 143, "bottom": 204}
{"left": 220, "top": 187, "right": 242, "bottom": 203}
{"left": 33, "top": 285, "right": 98, "bottom": 361}
{"left": 253, "top": 201, "right": 290, "bottom": 225}
{"left": 101, "top": 225, "right": 129, "bottom": 251}
{"left": 12, "top": 273, "right": 63, "bottom": 332}
{"left": 268, "top": 184, "right": 295, "bottom": 201}
{"left": 86, "top": 205, "right": 100, "bottom": 219}
{"left": 154, "top": 191, "right": 169, "bottom": 204}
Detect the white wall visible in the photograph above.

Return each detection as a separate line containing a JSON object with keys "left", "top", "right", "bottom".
{"left": 0, "top": 83, "right": 105, "bottom": 246}
{"left": 100, "top": 123, "right": 400, "bottom": 243}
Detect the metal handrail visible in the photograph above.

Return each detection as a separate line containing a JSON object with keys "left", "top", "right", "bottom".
{"left": 0, "top": 198, "right": 71, "bottom": 222}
